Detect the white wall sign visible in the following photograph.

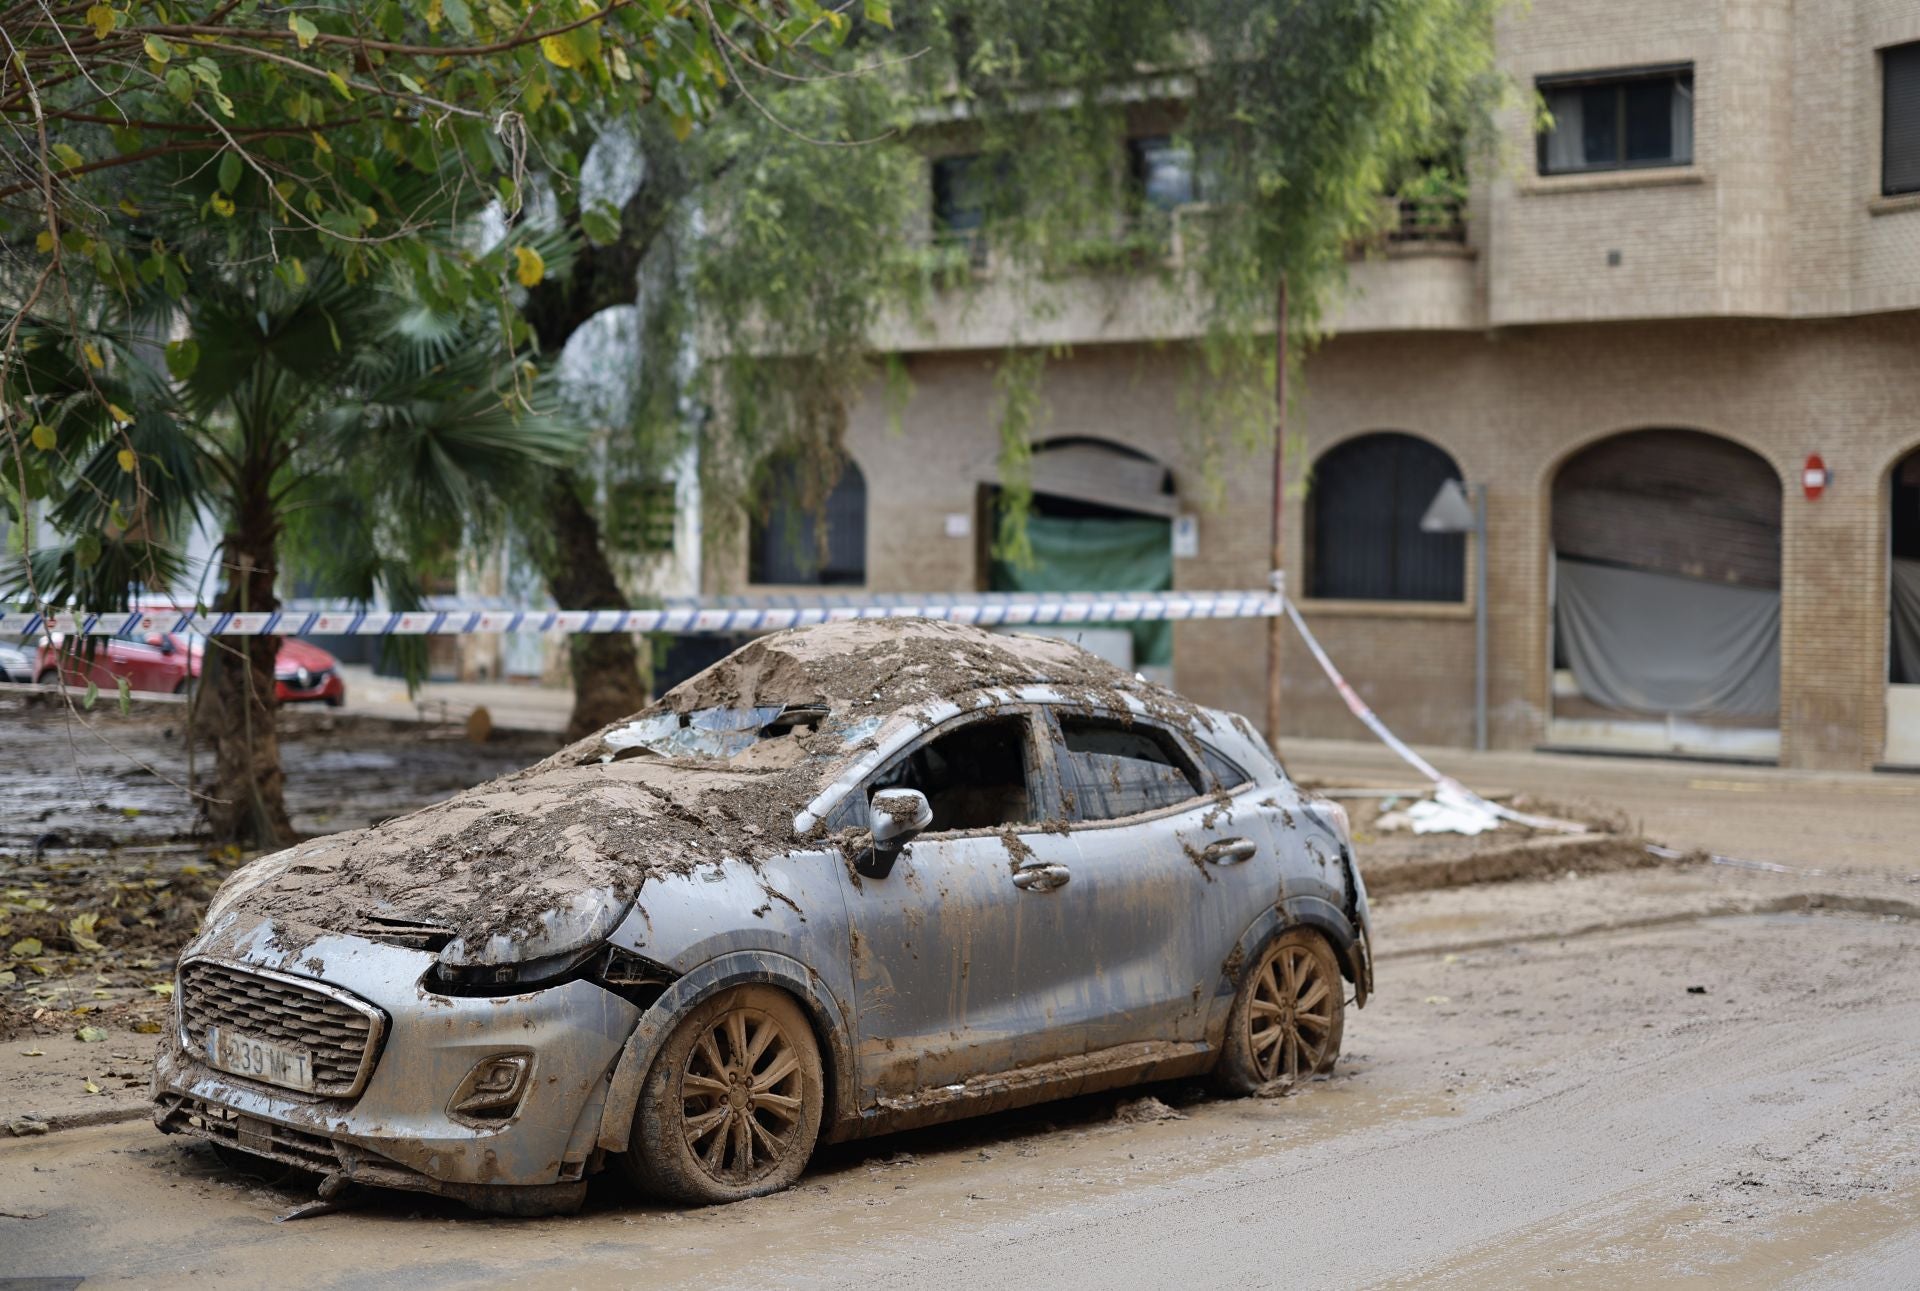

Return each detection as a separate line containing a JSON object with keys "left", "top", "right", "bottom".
{"left": 1172, "top": 514, "right": 1199, "bottom": 559}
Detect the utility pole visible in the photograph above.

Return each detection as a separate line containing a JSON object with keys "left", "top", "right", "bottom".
{"left": 1265, "top": 275, "right": 1289, "bottom": 756}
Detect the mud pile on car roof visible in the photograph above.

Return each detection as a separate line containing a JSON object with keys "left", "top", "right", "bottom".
{"left": 643, "top": 617, "right": 1198, "bottom": 728}
{"left": 212, "top": 620, "right": 1202, "bottom": 948}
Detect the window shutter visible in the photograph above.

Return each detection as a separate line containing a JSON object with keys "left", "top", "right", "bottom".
{"left": 1886, "top": 43, "right": 1920, "bottom": 196}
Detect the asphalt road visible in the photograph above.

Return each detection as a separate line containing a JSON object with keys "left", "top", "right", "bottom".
{"left": 5, "top": 863, "right": 1917, "bottom": 1290}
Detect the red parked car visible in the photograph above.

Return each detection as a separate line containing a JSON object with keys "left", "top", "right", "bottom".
{"left": 36, "top": 622, "right": 346, "bottom": 706}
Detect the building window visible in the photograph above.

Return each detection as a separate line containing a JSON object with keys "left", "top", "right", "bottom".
{"left": 1130, "top": 136, "right": 1196, "bottom": 210}
{"left": 750, "top": 453, "right": 867, "bottom": 586}
{"left": 1537, "top": 65, "right": 1694, "bottom": 175}
{"left": 1884, "top": 42, "right": 1920, "bottom": 196}
{"left": 932, "top": 154, "right": 986, "bottom": 233}
{"left": 1308, "top": 432, "right": 1465, "bottom": 602}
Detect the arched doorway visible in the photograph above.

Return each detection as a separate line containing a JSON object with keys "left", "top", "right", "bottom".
{"left": 1548, "top": 429, "right": 1782, "bottom": 759}
{"left": 987, "top": 436, "right": 1177, "bottom": 684}
{"left": 1888, "top": 448, "right": 1920, "bottom": 766}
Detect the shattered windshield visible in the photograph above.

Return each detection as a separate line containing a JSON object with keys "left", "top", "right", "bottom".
{"left": 597, "top": 705, "right": 882, "bottom": 763}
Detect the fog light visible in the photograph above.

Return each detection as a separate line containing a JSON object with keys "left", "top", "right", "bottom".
{"left": 450, "top": 1054, "right": 530, "bottom": 1120}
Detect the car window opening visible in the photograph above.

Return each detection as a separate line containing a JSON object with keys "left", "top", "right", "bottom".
{"left": 1058, "top": 716, "right": 1201, "bottom": 821}
{"left": 870, "top": 716, "right": 1036, "bottom": 833}
{"left": 599, "top": 704, "right": 846, "bottom": 764}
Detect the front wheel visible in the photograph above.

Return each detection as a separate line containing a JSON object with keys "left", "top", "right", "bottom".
{"left": 1215, "top": 928, "right": 1346, "bottom": 1094}
{"left": 619, "top": 985, "right": 824, "bottom": 1205}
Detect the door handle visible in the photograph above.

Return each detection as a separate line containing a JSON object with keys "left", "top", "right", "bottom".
{"left": 1011, "top": 862, "right": 1071, "bottom": 892}
{"left": 1201, "top": 838, "right": 1259, "bottom": 865}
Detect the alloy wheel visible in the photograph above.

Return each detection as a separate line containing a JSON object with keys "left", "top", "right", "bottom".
{"left": 678, "top": 1003, "right": 809, "bottom": 1185}
{"left": 1247, "top": 940, "right": 1338, "bottom": 1083}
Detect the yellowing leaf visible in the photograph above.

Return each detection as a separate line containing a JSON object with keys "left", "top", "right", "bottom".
{"left": 20, "top": 1047, "right": 43, "bottom": 1057}
{"left": 86, "top": 4, "right": 116, "bottom": 38}
{"left": 132, "top": 1019, "right": 162, "bottom": 1035}
{"left": 117, "top": 448, "right": 137, "bottom": 473}
{"left": 9, "top": 937, "right": 43, "bottom": 957}
{"left": 52, "top": 142, "right": 85, "bottom": 171}
{"left": 540, "top": 33, "right": 579, "bottom": 68}
{"left": 83, "top": 341, "right": 104, "bottom": 369}
{"left": 310, "top": 131, "right": 331, "bottom": 154}
{"left": 29, "top": 425, "right": 55, "bottom": 452}
{"left": 143, "top": 34, "right": 171, "bottom": 64}
{"left": 210, "top": 192, "right": 235, "bottom": 218}
{"left": 107, "top": 403, "right": 133, "bottom": 425}
{"left": 85, "top": 1078, "right": 101, "bottom": 1094}
{"left": 147, "top": 981, "right": 174, "bottom": 998}
{"left": 289, "top": 14, "right": 319, "bottom": 49}
{"left": 75, "top": 1025, "right": 108, "bottom": 1043}
{"left": 69, "top": 912, "right": 103, "bottom": 951}
{"left": 118, "top": 198, "right": 141, "bottom": 217}
{"left": 35, "top": 230, "right": 53, "bottom": 253}
{"left": 327, "top": 70, "right": 353, "bottom": 101}
{"left": 513, "top": 243, "right": 545, "bottom": 287}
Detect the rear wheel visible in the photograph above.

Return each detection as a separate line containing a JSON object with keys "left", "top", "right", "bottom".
{"left": 1215, "top": 928, "right": 1346, "bottom": 1094}
{"left": 36, "top": 668, "right": 60, "bottom": 688}
{"left": 620, "top": 985, "right": 824, "bottom": 1205}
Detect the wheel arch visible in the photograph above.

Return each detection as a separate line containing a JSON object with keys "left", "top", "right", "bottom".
{"left": 594, "top": 949, "right": 854, "bottom": 1157}
{"left": 1204, "top": 896, "right": 1365, "bottom": 1049}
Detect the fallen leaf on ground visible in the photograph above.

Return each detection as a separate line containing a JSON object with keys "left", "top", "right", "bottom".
{"left": 8, "top": 938, "right": 42, "bottom": 958}
{"left": 84, "top": 1078, "right": 101, "bottom": 1094}
{"left": 74, "top": 1025, "right": 108, "bottom": 1043}
{"left": 20, "top": 1048, "right": 45, "bottom": 1057}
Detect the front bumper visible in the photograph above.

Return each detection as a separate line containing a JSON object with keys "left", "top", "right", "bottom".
{"left": 152, "top": 915, "right": 640, "bottom": 1196}
{"left": 275, "top": 670, "right": 345, "bottom": 704}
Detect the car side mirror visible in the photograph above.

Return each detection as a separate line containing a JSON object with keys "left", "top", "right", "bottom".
{"left": 857, "top": 789, "right": 933, "bottom": 880}
{"left": 145, "top": 633, "right": 174, "bottom": 654}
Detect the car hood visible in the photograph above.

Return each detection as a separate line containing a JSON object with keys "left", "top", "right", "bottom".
{"left": 275, "top": 638, "right": 338, "bottom": 670}
{"left": 205, "top": 757, "right": 822, "bottom": 967}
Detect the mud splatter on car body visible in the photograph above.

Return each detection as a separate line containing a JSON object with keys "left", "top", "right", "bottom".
{"left": 152, "top": 619, "right": 1372, "bottom": 1212}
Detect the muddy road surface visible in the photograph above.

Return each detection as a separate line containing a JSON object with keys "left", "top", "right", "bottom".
{"left": 4, "top": 863, "right": 1918, "bottom": 1289}
{"left": 0, "top": 696, "right": 560, "bottom": 851}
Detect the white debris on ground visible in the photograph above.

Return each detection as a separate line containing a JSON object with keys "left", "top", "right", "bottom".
{"left": 1374, "top": 791, "right": 1505, "bottom": 836}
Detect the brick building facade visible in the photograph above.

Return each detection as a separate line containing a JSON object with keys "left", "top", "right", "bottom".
{"left": 721, "top": 0, "right": 1920, "bottom": 771}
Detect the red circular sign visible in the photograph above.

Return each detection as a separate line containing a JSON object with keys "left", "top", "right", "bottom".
{"left": 1802, "top": 453, "right": 1827, "bottom": 501}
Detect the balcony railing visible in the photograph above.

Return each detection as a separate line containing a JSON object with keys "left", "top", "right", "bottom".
{"left": 1383, "top": 196, "right": 1468, "bottom": 246}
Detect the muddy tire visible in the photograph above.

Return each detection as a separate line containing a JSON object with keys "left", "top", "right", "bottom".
{"left": 620, "top": 985, "right": 824, "bottom": 1205}
{"left": 1214, "top": 927, "right": 1346, "bottom": 1095}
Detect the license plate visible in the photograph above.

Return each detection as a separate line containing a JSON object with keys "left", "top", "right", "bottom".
{"left": 206, "top": 1026, "right": 315, "bottom": 1092}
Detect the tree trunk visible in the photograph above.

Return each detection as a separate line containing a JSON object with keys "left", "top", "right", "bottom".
{"left": 545, "top": 470, "right": 649, "bottom": 740}
{"left": 523, "top": 154, "right": 675, "bottom": 742}
{"left": 198, "top": 464, "right": 292, "bottom": 846}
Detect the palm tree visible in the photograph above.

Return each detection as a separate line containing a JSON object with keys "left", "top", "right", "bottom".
{"left": 11, "top": 257, "right": 583, "bottom": 846}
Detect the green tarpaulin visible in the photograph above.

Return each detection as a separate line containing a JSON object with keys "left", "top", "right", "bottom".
{"left": 990, "top": 514, "right": 1173, "bottom": 667}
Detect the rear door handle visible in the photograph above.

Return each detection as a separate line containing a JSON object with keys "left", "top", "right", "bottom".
{"left": 1011, "top": 862, "right": 1071, "bottom": 892}
{"left": 1202, "top": 838, "right": 1259, "bottom": 865}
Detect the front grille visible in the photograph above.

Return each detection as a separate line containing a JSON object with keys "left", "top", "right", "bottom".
{"left": 179, "top": 960, "right": 384, "bottom": 1097}
{"left": 160, "top": 1095, "right": 343, "bottom": 1172}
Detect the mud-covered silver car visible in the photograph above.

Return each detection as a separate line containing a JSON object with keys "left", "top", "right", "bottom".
{"left": 154, "top": 619, "right": 1372, "bottom": 1212}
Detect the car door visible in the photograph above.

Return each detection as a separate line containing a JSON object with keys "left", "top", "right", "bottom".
{"left": 1025, "top": 707, "right": 1282, "bottom": 1052}
{"left": 827, "top": 704, "right": 1078, "bottom": 1102}
{"left": 107, "top": 626, "right": 173, "bottom": 693}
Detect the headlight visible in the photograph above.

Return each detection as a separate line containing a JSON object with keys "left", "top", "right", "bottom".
{"left": 424, "top": 887, "right": 633, "bottom": 997}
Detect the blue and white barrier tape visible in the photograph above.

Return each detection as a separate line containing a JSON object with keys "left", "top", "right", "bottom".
{"left": 2, "top": 591, "right": 1282, "bottom": 641}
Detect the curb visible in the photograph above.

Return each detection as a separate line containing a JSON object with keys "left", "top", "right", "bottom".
{"left": 1363, "top": 831, "right": 1658, "bottom": 899}
{"left": 6, "top": 1102, "right": 151, "bottom": 1139}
